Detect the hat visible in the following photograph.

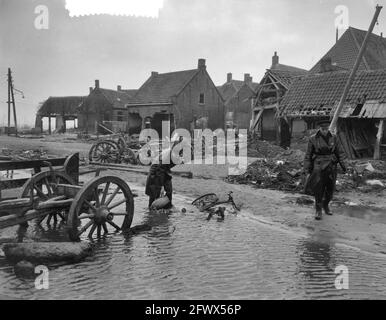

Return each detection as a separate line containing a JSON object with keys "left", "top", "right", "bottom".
{"left": 317, "top": 120, "right": 331, "bottom": 127}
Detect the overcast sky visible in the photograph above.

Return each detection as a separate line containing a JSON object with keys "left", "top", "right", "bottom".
{"left": 0, "top": 0, "right": 385, "bottom": 126}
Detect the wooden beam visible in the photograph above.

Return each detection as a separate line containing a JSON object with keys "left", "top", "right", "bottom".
{"left": 330, "top": 5, "right": 383, "bottom": 133}
{"left": 0, "top": 157, "right": 67, "bottom": 171}
{"left": 374, "top": 119, "right": 384, "bottom": 160}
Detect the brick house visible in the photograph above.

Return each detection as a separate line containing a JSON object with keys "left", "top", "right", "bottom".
{"left": 126, "top": 59, "right": 225, "bottom": 137}
{"left": 78, "top": 80, "right": 137, "bottom": 134}
{"left": 217, "top": 73, "right": 260, "bottom": 130}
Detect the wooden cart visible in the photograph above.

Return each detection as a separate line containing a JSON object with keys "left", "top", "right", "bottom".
{"left": 0, "top": 153, "right": 134, "bottom": 241}
{"left": 88, "top": 134, "right": 145, "bottom": 165}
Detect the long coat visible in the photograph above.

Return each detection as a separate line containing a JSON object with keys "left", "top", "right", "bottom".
{"left": 304, "top": 131, "right": 348, "bottom": 195}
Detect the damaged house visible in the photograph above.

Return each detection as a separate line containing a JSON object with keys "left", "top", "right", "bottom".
{"left": 126, "top": 59, "right": 225, "bottom": 137}
{"left": 217, "top": 73, "right": 260, "bottom": 130}
{"left": 251, "top": 52, "right": 308, "bottom": 145}
{"left": 77, "top": 81, "right": 137, "bottom": 134}
{"left": 278, "top": 67, "right": 386, "bottom": 160}
{"left": 310, "top": 27, "right": 386, "bottom": 73}
{"left": 35, "top": 96, "right": 86, "bottom": 134}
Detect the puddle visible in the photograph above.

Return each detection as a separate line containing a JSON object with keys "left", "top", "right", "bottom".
{"left": 333, "top": 205, "right": 386, "bottom": 224}
{"left": 0, "top": 184, "right": 385, "bottom": 300}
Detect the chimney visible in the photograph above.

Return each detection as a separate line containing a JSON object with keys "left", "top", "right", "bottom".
{"left": 95, "top": 80, "right": 100, "bottom": 89}
{"left": 244, "top": 73, "right": 252, "bottom": 83}
{"left": 198, "top": 58, "right": 206, "bottom": 69}
{"left": 272, "top": 51, "right": 279, "bottom": 68}
{"left": 151, "top": 71, "right": 158, "bottom": 77}
{"left": 117, "top": 85, "right": 122, "bottom": 91}
{"left": 227, "top": 73, "right": 232, "bottom": 83}
{"left": 89, "top": 87, "right": 93, "bottom": 94}
{"left": 320, "top": 57, "right": 333, "bottom": 73}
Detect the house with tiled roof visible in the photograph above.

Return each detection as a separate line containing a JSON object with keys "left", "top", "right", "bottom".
{"left": 126, "top": 59, "right": 225, "bottom": 136}
{"left": 310, "top": 27, "right": 386, "bottom": 73}
{"left": 278, "top": 68, "right": 386, "bottom": 159}
{"left": 78, "top": 80, "right": 136, "bottom": 134}
{"left": 251, "top": 52, "right": 308, "bottom": 146}
{"left": 217, "top": 73, "right": 260, "bottom": 130}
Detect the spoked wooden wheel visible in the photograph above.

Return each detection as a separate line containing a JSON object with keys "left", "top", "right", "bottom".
{"left": 192, "top": 193, "right": 219, "bottom": 211}
{"left": 67, "top": 176, "right": 134, "bottom": 241}
{"left": 89, "top": 141, "right": 120, "bottom": 164}
{"left": 20, "top": 171, "right": 76, "bottom": 225}
{"left": 120, "top": 148, "right": 138, "bottom": 165}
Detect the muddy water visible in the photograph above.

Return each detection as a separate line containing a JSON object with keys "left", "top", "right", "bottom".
{"left": 0, "top": 186, "right": 385, "bottom": 300}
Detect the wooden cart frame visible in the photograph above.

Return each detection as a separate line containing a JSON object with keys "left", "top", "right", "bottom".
{"left": 0, "top": 153, "right": 134, "bottom": 241}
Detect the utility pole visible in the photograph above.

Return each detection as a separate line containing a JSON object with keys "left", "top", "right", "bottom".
{"left": 330, "top": 5, "right": 383, "bottom": 133}
{"left": 7, "top": 69, "right": 11, "bottom": 135}
{"left": 7, "top": 68, "right": 18, "bottom": 136}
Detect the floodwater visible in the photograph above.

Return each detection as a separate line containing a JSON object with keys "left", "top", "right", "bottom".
{"left": 0, "top": 184, "right": 386, "bottom": 300}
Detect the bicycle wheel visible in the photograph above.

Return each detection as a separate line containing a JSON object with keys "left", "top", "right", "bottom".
{"left": 192, "top": 193, "right": 218, "bottom": 210}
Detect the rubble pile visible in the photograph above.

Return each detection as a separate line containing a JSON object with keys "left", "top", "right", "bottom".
{"left": 230, "top": 140, "right": 386, "bottom": 194}
{"left": 0, "top": 148, "right": 49, "bottom": 161}
{"left": 247, "top": 139, "right": 285, "bottom": 158}
{"left": 227, "top": 150, "right": 305, "bottom": 192}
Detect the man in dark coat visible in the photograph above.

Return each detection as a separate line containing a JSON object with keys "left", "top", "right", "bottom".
{"left": 145, "top": 138, "right": 185, "bottom": 209}
{"left": 145, "top": 161, "right": 175, "bottom": 209}
{"left": 304, "top": 120, "right": 348, "bottom": 220}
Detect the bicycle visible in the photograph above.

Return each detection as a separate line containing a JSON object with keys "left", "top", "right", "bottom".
{"left": 192, "top": 191, "right": 240, "bottom": 212}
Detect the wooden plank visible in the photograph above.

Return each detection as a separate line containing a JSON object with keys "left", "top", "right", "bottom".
{"left": 56, "top": 184, "right": 83, "bottom": 198}
{"left": 0, "top": 209, "right": 47, "bottom": 229}
{"left": 0, "top": 178, "right": 28, "bottom": 190}
{"left": 0, "top": 157, "right": 67, "bottom": 171}
{"left": 374, "top": 120, "right": 384, "bottom": 160}
{"left": 89, "top": 163, "right": 193, "bottom": 179}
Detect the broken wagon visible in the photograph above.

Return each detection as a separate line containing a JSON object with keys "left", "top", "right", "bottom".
{"left": 0, "top": 153, "right": 135, "bottom": 241}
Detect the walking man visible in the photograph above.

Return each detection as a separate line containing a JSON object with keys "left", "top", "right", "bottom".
{"left": 304, "top": 120, "right": 348, "bottom": 220}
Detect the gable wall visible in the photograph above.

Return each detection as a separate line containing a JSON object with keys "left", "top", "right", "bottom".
{"left": 175, "top": 69, "right": 225, "bottom": 131}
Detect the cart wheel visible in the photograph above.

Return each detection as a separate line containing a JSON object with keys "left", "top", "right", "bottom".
{"left": 67, "top": 176, "right": 134, "bottom": 241}
{"left": 192, "top": 193, "right": 219, "bottom": 210}
{"left": 121, "top": 148, "right": 137, "bottom": 165}
{"left": 20, "top": 171, "right": 76, "bottom": 225}
{"left": 89, "top": 141, "right": 120, "bottom": 164}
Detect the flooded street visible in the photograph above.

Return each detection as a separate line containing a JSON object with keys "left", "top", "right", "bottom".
{"left": 0, "top": 184, "right": 385, "bottom": 300}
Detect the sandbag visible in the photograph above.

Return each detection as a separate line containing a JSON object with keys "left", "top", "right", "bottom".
{"left": 2, "top": 242, "right": 93, "bottom": 264}
{"left": 150, "top": 197, "right": 170, "bottom": 210}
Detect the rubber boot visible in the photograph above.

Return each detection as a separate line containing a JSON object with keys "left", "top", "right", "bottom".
{"left": 323, "top": 205, "right": 333, "bottom": 216}
{"left": 315, "top": 210, "right": 322, "bottom": 221}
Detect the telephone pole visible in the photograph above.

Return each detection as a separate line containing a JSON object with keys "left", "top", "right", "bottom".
{"left": 7, "top": 68, "right": 18, "bottom": 136}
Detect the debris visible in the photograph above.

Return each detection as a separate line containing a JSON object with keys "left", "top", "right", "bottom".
{"left": 365, "top": 180, "right": 385, "bottom": 187}
{"left": 13, "top": 260, "right": 35, "bottom": 279}
{"left": 296, "top": 196, "right": 314, "bottom": 206}
{"left": 2, "top": 242, "right": 93, "bottom": 264}
{"left": 247, "top": 139, "right": 285, "bottom": 158}
{"left": 1, "top": 148, "right": 49, "bottom": 161}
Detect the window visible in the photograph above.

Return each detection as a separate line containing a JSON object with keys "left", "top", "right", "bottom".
{"left": 199, "top": 93, "right": 205, "bottom": 104}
